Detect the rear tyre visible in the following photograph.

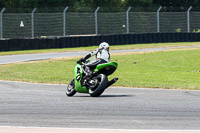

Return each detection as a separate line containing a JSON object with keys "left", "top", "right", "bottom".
{"left": 89, "top": 74, "right": 108, "bottom": 97}
{"left": 66, "top": 79, "right": 76, "bottom": 97}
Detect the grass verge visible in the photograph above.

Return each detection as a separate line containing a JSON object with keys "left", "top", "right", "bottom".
{"left": 0, "top": 48, "right": 200, "bottom": 90}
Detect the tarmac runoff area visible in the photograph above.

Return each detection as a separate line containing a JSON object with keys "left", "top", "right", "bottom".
{"left": 0, "top": 127, "right": 200, "bottom": 133}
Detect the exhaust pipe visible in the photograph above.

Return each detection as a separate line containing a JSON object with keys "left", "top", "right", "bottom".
{"left": 106, "top": 78, "right": 118, "bottom": 88}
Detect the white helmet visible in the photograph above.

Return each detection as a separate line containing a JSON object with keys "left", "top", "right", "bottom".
{"left": 99, "top": 42, "right": 109, "bottom": 51}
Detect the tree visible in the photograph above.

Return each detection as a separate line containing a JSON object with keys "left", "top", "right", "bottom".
{"left": 153, "top": 0, "right": 199, "bottom": 7}
{"left": 73, "top": 0, "right": 123, "bottom": 8}
{"left": 124, "top": 0, "right": 153, "bottom": 7}
{"left": 0, "top": 0, "right": 75, "bottom": 8}
{"left": 1, "top": 0, "right": 200, "bottom": 9}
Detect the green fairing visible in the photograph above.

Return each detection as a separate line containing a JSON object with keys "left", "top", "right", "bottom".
{"left": 74, "top": 64, "right": 88, "bottom": 93}
{"left": 73, "top": 62, "right": 117, "bottom": 93}
{"left": 95, "top": 62, "right": 118, "bottom": 71}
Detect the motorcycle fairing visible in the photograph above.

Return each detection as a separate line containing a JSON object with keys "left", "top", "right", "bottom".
{"left": 95, "top": 62, "right": 118, "bottom": 76}
{"left": 74, "top": 64, "right": 88, "bottom": 93}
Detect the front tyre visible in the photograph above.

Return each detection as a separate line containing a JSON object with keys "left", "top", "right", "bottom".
{"left": 66, "top": 79, "right": 76, "bottom": 97}
{"left": 89, "top": 74, "right": 108, "bottom": 97}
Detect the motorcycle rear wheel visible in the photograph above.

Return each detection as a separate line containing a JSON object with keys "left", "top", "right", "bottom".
{"left": 66, "top": 79, "right": 76, "bottom": 97}
{"left": 89, "top": 74, "right": 108, "bottom": 97}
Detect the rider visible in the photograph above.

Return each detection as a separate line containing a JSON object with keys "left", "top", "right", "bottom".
{"left": 78, "top": 42, "right": 110, "bottom": 76}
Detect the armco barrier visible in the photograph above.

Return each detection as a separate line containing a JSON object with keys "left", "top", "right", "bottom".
{"left": 0, "top": 33, "right": 200, "bottom": 52}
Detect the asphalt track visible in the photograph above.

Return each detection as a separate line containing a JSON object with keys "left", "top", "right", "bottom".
{"left": 1, "top": 46, "right": 200, "bottom": 132}
{"left": 1, "top": 80, "right": 200, "bottom": 130}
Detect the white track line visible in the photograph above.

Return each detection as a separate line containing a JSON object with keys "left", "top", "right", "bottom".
{"left": 0, "top": 126, "right": 200, "bottom": 133}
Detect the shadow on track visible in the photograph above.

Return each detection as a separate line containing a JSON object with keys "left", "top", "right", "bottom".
{"left": 100, "top": 94, "right": 134, "bottom": 98}
{"left": 74, "top": 94, "right": 133, "bottom": 98}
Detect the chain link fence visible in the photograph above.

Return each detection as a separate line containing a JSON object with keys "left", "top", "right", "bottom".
{"left": 0, "top": 6, "right": 199, "bottom": 39}
{"left": 66, "top": 12, "right": 95, "bottom": 35}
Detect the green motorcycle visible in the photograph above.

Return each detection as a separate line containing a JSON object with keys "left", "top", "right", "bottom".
{"left": 66, "top": 59, "right": 118, "bottom": 97}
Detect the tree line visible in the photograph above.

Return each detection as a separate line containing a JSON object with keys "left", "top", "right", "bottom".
{"left": 0, "top": 0, "right": 199, "bottom": 8}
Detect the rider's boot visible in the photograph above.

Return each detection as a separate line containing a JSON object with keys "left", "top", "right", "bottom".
{"left": 82, "top": 65, "right": 92, "bottom": 86}
{"left": 83, "top": 65, "right": 92, "bottom": 77}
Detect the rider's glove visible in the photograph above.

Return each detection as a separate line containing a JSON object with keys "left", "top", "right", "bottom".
{"left": 77, "top": 53, "right": 91, "bottom": 64}
{"left": 77, "top": 58, "right": 85, "bottom": 64}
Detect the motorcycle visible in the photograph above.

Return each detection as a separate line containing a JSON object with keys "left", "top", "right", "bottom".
{"left": 66, "top": 58, "right": 118, "bottom": 97}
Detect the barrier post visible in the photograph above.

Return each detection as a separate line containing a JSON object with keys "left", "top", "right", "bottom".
{"left": 126, "top": 7, "right": 131, "bottom": 33}
{"left": 63, "top": 6, "right": 69, "bottom": 36}
{"left": 95, "top": 7, "right": 100, "bottom": 35}
{"left": 157, "top": 6, "right": 162, "bottom": 32}
{"left": 187, "top": 6, "right": 192, "bottom": 33}
{"left": 31, "top": 8, "right": 37, "bottom": 38}
{"left": 0, "top": 8, "right": 6, "bottom": 39}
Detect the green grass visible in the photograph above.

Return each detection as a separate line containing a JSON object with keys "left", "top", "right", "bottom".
{"left": 0, "top": 49, "right": 200, "bottom": 90}
{"left": 1, "top": 42, "right": 200, "bottom": 56}
{"left": 112, "top": 49, "right": 200, "bottom": 90}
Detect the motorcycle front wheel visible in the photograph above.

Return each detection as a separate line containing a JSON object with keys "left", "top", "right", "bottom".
{"left": 66, "top": 79, "right": 76, "bottom": 97}
{"left": 89, "top": 74, "right": 108, "bottom": 97}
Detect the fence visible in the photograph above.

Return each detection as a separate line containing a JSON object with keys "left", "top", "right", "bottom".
{"left": 0, "top": 6, "right": 200, "bottom": 39}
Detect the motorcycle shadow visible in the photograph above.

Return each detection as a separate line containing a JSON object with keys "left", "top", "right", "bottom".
{"left": 100, "top": 94, "right": 134, "bottom": 98}
{"left": 75, "top": 94, "right": 133, "bottom": 98}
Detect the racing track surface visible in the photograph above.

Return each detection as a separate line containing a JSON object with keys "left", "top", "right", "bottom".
{"left": 1, "top": 80, "right": 200, "bottom": 130}
{"left": 1, "top": 46, "right": 200, "bottom": 131}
